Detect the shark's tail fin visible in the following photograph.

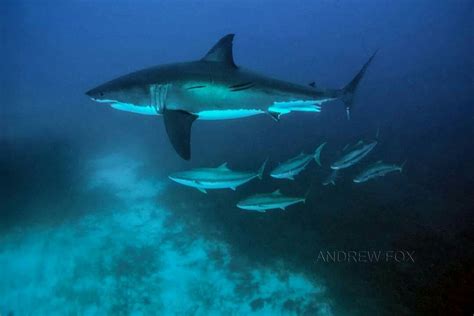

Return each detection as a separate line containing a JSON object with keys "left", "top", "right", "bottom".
{"left": 341, "top": 50, "right": 378, "bottom": 120}
{"left": 257, "top": 158, "right": 268, "bottom": 179}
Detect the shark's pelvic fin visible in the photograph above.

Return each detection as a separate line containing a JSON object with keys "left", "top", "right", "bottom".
{"left": 202, "top": 34, "right": 237, "bottom": 68}
{"left": 197, "top": 187, "right": 207, "bottom": 194}
{"left": 268, "top": 111, "right": 281, "bottom": 122}
{"left": 163, "top": 108, "right": 198, "bottom": 160}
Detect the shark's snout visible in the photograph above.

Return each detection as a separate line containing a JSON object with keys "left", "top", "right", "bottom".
{"left": 85, "top": 87, "right": 104, "bottom": 99}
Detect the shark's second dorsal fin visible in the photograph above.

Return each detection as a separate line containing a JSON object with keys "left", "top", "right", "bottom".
{"left": 272, "top": 189, "right": 282, "bottom": 195}
{"left": 217, "top": 162, "right": 229, "bottom": 170}
{"left": 202, "top": 34, "right": 237, "bottom": 68}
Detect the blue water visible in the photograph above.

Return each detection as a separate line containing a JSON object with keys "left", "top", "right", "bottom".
{"left": 1, "top": 0, "right": 473, "bottom": 315}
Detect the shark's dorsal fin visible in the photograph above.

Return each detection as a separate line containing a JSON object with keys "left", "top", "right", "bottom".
{"left": 202, "top": 34, "right": 237, "bottom": 68}
{"left": 217, "top": 162, "right": 229, "bottom": 169}
{"left": 272, "top": 189, "right": 282, "bottom": 195}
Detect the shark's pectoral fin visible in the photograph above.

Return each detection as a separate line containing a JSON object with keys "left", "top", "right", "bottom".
{"left": 163, "top": 108, "right": 198, "bottom": 160}
{"left": 230, "top": 187, "right": 236, "bottom": 191}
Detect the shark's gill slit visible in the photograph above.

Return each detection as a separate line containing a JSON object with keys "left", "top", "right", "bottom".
{"left": 150, "top": 84, "right": 171, "bottom": 113}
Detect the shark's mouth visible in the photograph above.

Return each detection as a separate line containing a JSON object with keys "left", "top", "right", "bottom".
{"left": 89, "top": 98, "right": 118, "bottom": 104}
{"left": 90, "top": 98, "right": 160, "bottom": 116}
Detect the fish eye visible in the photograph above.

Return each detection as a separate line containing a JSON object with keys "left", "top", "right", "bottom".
{"left": 100, "top": 92, "right": 104, "bottom": 96}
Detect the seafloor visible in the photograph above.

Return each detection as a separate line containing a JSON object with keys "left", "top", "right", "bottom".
{"left": 0, "top": 152, "right": 332, "bottom": 315}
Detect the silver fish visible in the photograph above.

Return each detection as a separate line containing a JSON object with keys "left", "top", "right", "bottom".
{"left": 270, "top": 142, "right": 326, "bottom": 180}
{"left": 322, "top": 169, "right": 341, "bottom": 186}
{"left": 169, "top": 160, "right": 266, "bottom": 193}
{"left": 331, "top": 141, "right": 377, "bottom": 170}
{"left": 353, "top": 160, "right": 405, "bottom": 183}
{"left": 236, "top": 189, "right": 305, "bottom": 212}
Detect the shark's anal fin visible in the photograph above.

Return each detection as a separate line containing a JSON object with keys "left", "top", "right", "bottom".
{"left": 163, "top": 108, "right": 198, "bottom": 160}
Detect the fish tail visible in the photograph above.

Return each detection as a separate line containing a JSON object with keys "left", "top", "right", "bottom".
{"left": 400, "top": 160, "right": 407, "bottom": 172}
{"left": 303, "top": 187, "right": 312, "bottom": 202}
{"left": 313, "top": 142, "right": 327, "bottom": 166}
{"left": 341, "top": 50, "right": 378, "bottom": 120}
{"left": 257, "top": 158, "right": 268, "bottom": 179}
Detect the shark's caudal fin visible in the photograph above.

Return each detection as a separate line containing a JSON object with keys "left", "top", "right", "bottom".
{"left": 163, "top": 108, "right": 198, "bottom": 160}
{"left": 341, "top": 50, "right": 378, "bottom": 120}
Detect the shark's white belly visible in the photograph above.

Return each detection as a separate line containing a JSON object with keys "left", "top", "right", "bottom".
{"left": 195, "top": 109, "right": 265, "bottom": 120}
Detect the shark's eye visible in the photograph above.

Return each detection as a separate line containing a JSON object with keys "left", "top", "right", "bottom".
{"left": 100, "top": 92, "right": 104, "bottom": 96}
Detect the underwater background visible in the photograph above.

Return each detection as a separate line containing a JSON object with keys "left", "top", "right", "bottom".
{"left": 1, "top": 0, "right": 473, "bottom": 315}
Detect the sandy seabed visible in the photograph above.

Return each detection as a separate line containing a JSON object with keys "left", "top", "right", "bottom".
{"left": 0, "top": 153, "right": 332, "bottom": 315}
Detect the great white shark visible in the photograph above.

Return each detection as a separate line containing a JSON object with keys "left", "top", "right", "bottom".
{"left": 86, "top": 34, "right": 376, "bottom": 160}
